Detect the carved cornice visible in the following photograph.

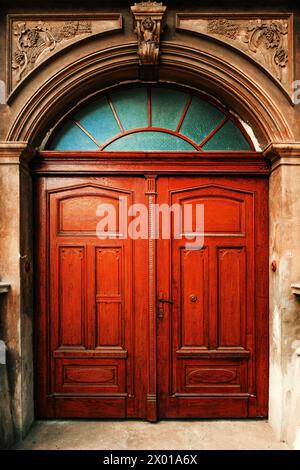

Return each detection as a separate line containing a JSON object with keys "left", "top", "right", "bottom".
{"left": 0, "top": 142, "right": 36, "bottom": 165}
{"left": 176, "top": 13, "right": 294, "bottom": 97}
{"left": 7, "top": 14, "right": 122, "bottom": 97}
{"left": 131, "top": 2, "right": 166, "bottom": 78}
{"left": 263, "top": 143, "right": 300, "bottom": 170}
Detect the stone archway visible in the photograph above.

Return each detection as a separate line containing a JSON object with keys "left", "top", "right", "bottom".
{"left": 6, "top": 41, "right": 294, "bottom": 146}
{"left": 1, "top": 16, "right": 300, "bottom": 448}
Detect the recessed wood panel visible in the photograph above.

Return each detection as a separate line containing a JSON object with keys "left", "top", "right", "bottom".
{"left": 96, "top": 303, "right": 121, "bottom": 346}
{"left": 218, "top": 248, "right": 245, "bottom": 347}
{"left": 59, "top": 246, "right": 85, "bottom": 348}
{"left": 185, "top": 365, "right": 239, "bottom": 385}
{"left": 177, "top": 360, "right": 246, "bottom": 394}
{"left": 182, "top": 196, "right": 244, "bottom": 234}
{"left": 96, "top": 247, "right": 123, "bottom": 347}
{"left": 55, "top": 358, "right": 125, "bottom": 394}
{"left": 180, "top": 248, "right": 208, "bottom": 347}
{"left": 64, "top": 365, "right": 117, "bottom": 385}
{"left": 96, "top": 248, "right": 121, "bottom": 296}
{"left": 176, "top": 397, "right": 248, "bottom": 418}
{"left": 186, "top": 367, "right": 237, "bottom": 385}
{"left": 59, "top": 194, "right": 120, "bottom": 233}
{"left": 55, "top": 397, "right": 126, "bottom": 418}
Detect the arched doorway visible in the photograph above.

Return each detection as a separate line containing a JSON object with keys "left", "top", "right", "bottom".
{"left": 34, "top": 84, "right": 269, "bottom": 421}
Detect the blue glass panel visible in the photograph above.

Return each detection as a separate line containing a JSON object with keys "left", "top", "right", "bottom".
{"left": 180, "top": 96, "right": 225, "bottom": 144}
{"left": 110, "top": 87, "right": 148, "bottom": 130}
{"left": 49, "top": 120, "right": 98, "bottom": 150}
{"left": 151, "top": 87, "right": 189, "bottom": 130}
{"left": 202, "top": 119, "right": 251, "bottom": 151}
{"left": 104, "top": 131, "right": 196, "bottom": 151}
{"left": 74, "top": 97, "right": 120, "bottom": 145}
{"left": 48, "top": 86, "right": 253, "bottom": 151}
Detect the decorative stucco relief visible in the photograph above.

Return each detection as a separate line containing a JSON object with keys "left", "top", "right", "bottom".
{"left": 7, "top": 14, "right": 123, "bottom": 96}
{"left": 131, "top": 2, "right": 166, "bottom": 68}
{"left": 177, "top": 14, "right": 293, "bottom": 95}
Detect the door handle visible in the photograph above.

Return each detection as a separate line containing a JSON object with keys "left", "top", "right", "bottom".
{"left": 157, "top": 293, "right": 173, "bottom": 320}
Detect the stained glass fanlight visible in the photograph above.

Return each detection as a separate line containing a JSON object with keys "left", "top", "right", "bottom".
{"left": 48, "top": 86, "right": 253, "bottom": 152}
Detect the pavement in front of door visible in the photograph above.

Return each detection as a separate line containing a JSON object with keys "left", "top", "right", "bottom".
{"left": 14, "top": 420, "right": 289, "bottom": 450}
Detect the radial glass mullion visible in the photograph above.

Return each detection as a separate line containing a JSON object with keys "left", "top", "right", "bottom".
{"left": 151, "top": 87, "right": 189, "bottom": 131}
{"left": 180, "top": 96, "right": 226, "bottom": 144}
{"left": 73, "top": 96, "right": 120, "bottom": 145}
{"left": 110, "top": 87, "right": 148, "bottom": 131}
{"left": 202, "top": 119, "right": 251, "bottom": 151}
{"left": 49, "top": 120, "right": 99, "bottom": 150}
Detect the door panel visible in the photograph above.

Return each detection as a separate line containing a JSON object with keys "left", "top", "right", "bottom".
{"left": 35, "top": 174, "right": 268, "bottom": 419}
{"left": 36, "top": 177, "right": 148, "bottom": 418}
{"left": 180, "top": 248, "right": 209, "bottom": 348}
{"left": 157, "top": 176, "right": 268, "bottom": 418}
{"left": 218, "top": 247, "right": 246, "bottom": 347}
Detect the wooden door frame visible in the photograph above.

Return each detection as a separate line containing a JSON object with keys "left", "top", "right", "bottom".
{"left": 33, "top": 150, "right": 270, "bottom": 421}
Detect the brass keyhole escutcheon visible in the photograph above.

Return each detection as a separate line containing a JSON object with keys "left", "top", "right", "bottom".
{"left": 190, "top": 294, "right": 197, "bottom": 302}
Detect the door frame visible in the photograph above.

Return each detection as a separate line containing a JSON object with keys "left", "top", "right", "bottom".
{"left": 33, "top": 150, "right": 270, "bottom": 421}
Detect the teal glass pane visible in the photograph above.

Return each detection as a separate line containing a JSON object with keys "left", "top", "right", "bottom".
{"left": 104, "top": 131, "right": 196, "bottom": 151}
{"left": 110, "top": 87, "right": 148, "bottom": 130}
{"left": 180, "top": 96, "right": 225, "bottom": 144}
{"left": 151, "top": 87, "right": 189, "bottom": 130}
{"left": 202, "top": 119, "right": 251, "bottom": 151}
{"left": 74, "top": 97, "right": 120, "bottom": 145}
{"left": 49, "top": 120, "right": 98, "bottom": 150}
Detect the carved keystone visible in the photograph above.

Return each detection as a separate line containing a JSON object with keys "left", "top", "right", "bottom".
{"left": 131, "top": 1, "right": 166, "bottom": 78}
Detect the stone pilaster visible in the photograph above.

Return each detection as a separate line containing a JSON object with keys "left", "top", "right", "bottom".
{"left": 264, "top": 143, "right": 300, "bottom": 449}
{"left": 0, "top": 142, "right": 35, "bottom": 448}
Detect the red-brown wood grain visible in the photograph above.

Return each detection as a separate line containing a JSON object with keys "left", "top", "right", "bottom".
{"left": 34, "top": 157, "right": 268, "bottom": 419}
{"left": 156, "top": 176, "right": 268, "bottom": 418}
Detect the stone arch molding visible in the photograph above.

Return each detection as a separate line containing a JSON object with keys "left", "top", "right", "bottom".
{"left": 7, "top": 40, "right": 294, "bottom": 147}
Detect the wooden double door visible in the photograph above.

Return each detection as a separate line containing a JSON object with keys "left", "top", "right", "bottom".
{"left": 35, "top": 174, "right": 268, "bottom": 419}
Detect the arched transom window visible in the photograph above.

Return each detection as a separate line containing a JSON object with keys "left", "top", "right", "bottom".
{"left": 48, "top": 86, "right": 254, "bottom": 152}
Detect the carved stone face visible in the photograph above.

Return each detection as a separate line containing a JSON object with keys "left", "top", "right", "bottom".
{"left": 142, "top": 17, "right": 154, "bottom": 30}
{"left": 20, "top": 28, "right": 40, "bottom": 48}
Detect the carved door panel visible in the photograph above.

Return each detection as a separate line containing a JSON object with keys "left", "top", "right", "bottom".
{"left": 36, "top": 174, "right": 268, "bottom": 419}
{"left": 157, "top": 176, "right": 269, "bottom": 418}
{"left": 35, "top": 177, "right": 148, "bottom": 418}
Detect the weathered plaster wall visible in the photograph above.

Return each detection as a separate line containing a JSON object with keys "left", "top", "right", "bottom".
{"left": 269, "top": 162, "right": 300, "bottom": 449}
{"left": 0, "top": 146, "right": 33, "bottom": 449}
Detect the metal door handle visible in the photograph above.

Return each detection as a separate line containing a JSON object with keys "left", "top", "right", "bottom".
{"left": 158, "top": 294, "right": 174, "bottom": 320}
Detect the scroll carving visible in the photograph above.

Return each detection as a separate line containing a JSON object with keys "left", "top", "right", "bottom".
{"left": 12, "top": 20, "right": 92, "bottom": 84}
{"left": 131, "top": 2, "right": 166, "bottom": 68}
{"left": 177, "top": 14, "right": 293, "bottom": 94}
{"left": 7, "top": 14, "right": 123, "bottom": 96}
{"left": 243, "top": 20, "right": 289, "bottom": 80}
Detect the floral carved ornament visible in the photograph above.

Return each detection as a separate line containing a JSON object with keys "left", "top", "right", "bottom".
{"left": 7, "top": 14, "right": 122, "bottom": 96}
{"left": 177, "top": 14, "right": 293, "bottom": 92}
{"left": 243, "top": 20, "right": 289, "bottom": 77}
{"left": 12, "top": 20, "right": 92, "bottom": 84}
